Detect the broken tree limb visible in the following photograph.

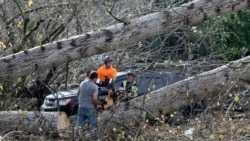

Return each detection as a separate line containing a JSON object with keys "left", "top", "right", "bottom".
{"left": 0, "top": 0, "right": 249, "bottom": 81}
{"left": 97, "top": 55, "right": 250, "bottom": 136}
{"left": 0, "top": 111, "right": 58, "bottom": 133}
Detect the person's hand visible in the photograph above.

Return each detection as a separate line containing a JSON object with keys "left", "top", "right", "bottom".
{"left": 96, "top": 105, "right": 102, "bottom": 110}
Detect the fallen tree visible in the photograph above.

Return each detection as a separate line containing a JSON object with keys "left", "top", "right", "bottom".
{"left": 0, "top": 0, "right": 249, "bottom": 81}
{"left": 0, "top": 111, "right": 71, "bottom": 135}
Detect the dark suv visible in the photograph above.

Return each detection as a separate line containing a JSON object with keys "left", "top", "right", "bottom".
{"left": 40, "top": 71, "right": 185, "bottom": 116}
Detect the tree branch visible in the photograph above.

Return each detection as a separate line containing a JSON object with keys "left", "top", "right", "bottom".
{"left": 105, "top": 2, "right": 129, "bottom": 25}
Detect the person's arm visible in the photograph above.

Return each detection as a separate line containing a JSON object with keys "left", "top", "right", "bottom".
{"left": 93, "top": 93, "right": 98, "bottom": 109}
{"left": 92, "top": 87, "right": 98, "bottom": 109}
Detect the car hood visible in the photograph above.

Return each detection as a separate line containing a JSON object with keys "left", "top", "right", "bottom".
{"left": 46, "top": 90, "right": 77, "bottom": 99}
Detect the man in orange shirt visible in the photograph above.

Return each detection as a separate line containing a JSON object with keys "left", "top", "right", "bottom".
{"left": 97, "top": 56, "right": 117, "bottom": 86}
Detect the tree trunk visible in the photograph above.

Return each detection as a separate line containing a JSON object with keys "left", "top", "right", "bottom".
{"left": 0, "top": 111, "right": 71, "bottom": 135}
{"left": 0, "top": 0, "right": 248, "bottom": 81}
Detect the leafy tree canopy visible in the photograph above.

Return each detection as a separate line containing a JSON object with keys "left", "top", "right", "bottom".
{"left": 197, "top": 9, "right": 250, "bottom": 61}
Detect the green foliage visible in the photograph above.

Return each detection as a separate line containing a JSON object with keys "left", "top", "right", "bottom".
{"left": 196, "top": 9, "right": 250, "bottom": 61}
{"left": 129, "top": 10, "right": 250, "bottom": 62}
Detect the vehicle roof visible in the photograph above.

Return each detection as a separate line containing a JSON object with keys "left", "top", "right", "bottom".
{"left": 46, "top": 90, "right": 77, "bottom": 99}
